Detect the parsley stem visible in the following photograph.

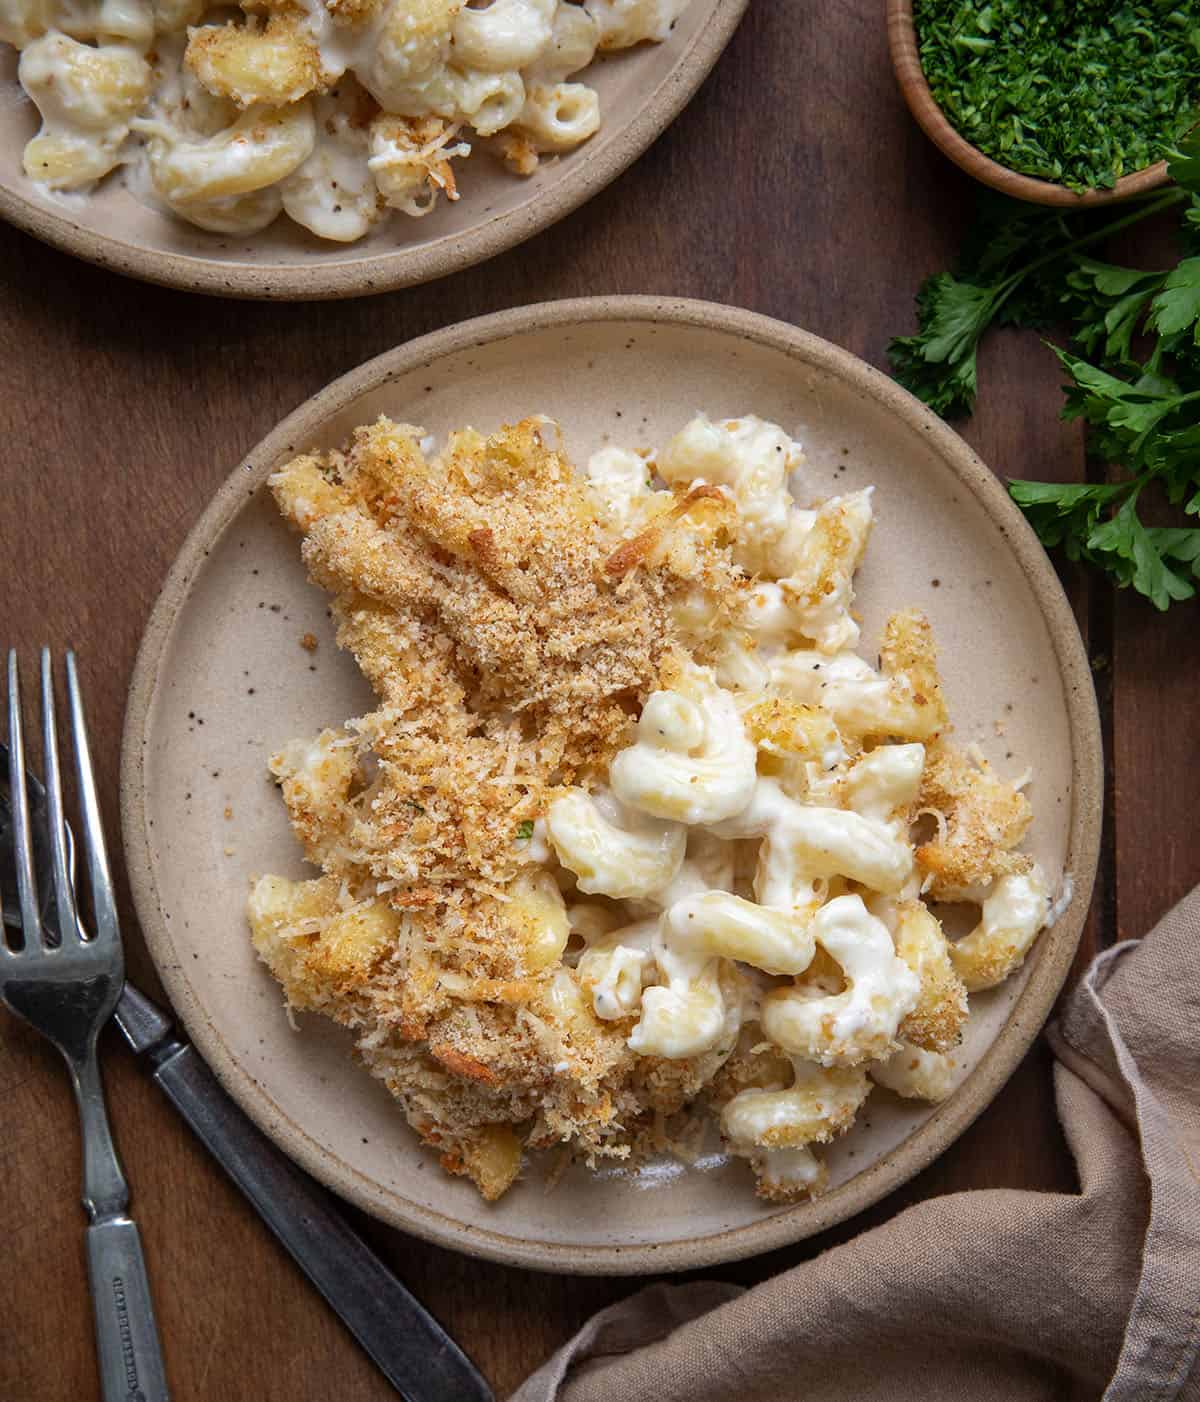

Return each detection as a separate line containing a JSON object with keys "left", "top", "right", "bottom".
{"left": 990, "top": 188, "right": 1188, "bottom": 317}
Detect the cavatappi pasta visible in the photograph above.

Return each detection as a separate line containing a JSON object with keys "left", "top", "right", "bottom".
{"left": 0, "top": 0, "right": 689, "bottom": 240}
{"left": 247, "top": 411, "right": 1060, "bottom": 1203}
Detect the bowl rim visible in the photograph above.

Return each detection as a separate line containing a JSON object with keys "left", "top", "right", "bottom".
{"left": 121, "top": 294, "right": 1103, "bottom": 1274}
{"left": 886, "top": 0, "right": 1169, "bottom": 208}
{"left": 0, "top": 0, "right": 748, "bottom": 301}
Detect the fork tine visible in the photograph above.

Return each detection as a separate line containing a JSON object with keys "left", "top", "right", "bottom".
{"left": 65, "top": 652, "right": 119, "bottom": 947}
{"left": 41, "top": 650, "right": 80, "bottom": 946}
{"left": 7, "top": 652, "right": 42, "bottom": 950}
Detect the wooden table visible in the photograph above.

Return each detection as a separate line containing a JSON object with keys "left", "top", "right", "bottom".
{"left": 2, "top": 4, "right": 1197, "bottom": 1398}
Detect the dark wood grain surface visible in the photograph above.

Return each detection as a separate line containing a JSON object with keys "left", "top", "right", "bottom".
{"left": 1, "top": 4, "right": 1197, "bottom": 1398}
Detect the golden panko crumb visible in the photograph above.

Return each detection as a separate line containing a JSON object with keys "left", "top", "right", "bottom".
{"left": 916, "top": 740, "right": 1033, "bottom": 898}
{"left": 252, "top": 418, "right": 745, "bottom": 1198}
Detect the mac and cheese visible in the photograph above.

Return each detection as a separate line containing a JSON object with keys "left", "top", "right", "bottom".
{"left": 248, "top": 411, "right": 1060, "bottom": 1203}
{"left": 0, "top": 0, "right": 690, "bottom": 239}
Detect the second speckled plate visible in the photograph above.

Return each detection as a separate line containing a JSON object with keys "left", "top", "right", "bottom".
{"left": 0, "top": 2, "right": 746, "bottom": 299}
{"left": 122, "top": 297, "right": 1101, "bottom": 1273}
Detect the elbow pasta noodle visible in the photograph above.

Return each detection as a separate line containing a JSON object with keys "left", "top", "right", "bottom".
{"left": 453, "top": 0, "right": 555, "bottom": 71}
{"left": 172, "top": 186, "right": 283, "bottom": 232}
{"left": 870, "top": 1043, "right": 958, "bottom": 1102}
{"left": 609, "top": 670, "right": 759, "bottom": 825}
{"left": 526, "top": 0, "right": 596, "bottom": 80}
{"left": 627, "top": 957, "right": 727, "bottom": 1059}
{"left": 950, "top": 868, "right": 1051, "bottom": 992}
{"left": 19, "top": 32, "right": 152, "bottom": 186}
{"left": 504, "top": 870, "right": 571, "bottom": 971}
{"left": 0, "top": 0, "right": 691, "bottom": 236}
{"left": 663, "top": 890, "right": 816, "bottom": 976}
{"left": 891, "top": 900, "right": 968, "bottom": 1053}
{"left": 760, "top": 895, "right": 921, "bottom": 1067}
{"left": 584, "top": 0, "right": 688, "bottom": 48}
{"left": 249, "top": 410, "right": 1062, "bottom": 1204}
{"left": 546, "top": 788, "right": 686, "bottom": 899}
{"left": 366, "top": 113, "right": 472, "bottom": 216}
{"left": 577, "top": 939, "right": 651, "bottom": 1019}
{"left": 720, "top": 1059, "right": 872, "bottom": 1199}
{"left": 184, "top": 13, "right": 323, "bottom": 109}
{"left": 140, "top": 99, "right": 317, "bottom": 204}
{"left": 513, "top": 80, "right": 599, "bottom": 151}
{"left": 280, "top": 86, "right": 380, "bottom": 240}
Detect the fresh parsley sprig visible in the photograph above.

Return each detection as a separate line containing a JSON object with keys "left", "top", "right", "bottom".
{"left": 1011, "top": 349, "right": 1200, "bottom": 607}
{"left": 889, "top": 136, "right": 1200, "bottom": 608}
{"left": 887, "top": 186, "right": 1188, "bottom": 418}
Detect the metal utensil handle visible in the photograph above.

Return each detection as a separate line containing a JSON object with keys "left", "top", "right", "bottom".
{"left": 87, "top": 1215, "right": 170, "bottom": 1402}
{"left": 151, "top": 1041, "right": 493, "bottom": 1402}
{"left": 69, "top": 1047, "right": 170, "bottom": 1402}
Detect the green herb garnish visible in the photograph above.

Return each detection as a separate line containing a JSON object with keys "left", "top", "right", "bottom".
{"left": 514, "top": 821, "right": 535, "bottom": 841}
{"left": 888, "top": 187, "right": 1185, "bottom": 418}
{"left": 888, "top": 140, "right": 1200, "bottom": 607}
{"left": 1011, "top": 348, "right": 1200, "bottom": 607}
{"left": 914, "top": 0, "right": 1200, "bottom": 193}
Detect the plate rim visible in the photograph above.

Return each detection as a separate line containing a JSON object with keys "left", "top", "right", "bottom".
{"left": 0, "top": 1, "right": 748, "bottom": 301}
{"left": 121, "top": 294, "right": 1103, "bottom": 1273}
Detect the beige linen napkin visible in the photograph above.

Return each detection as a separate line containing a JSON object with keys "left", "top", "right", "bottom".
{"left": 515, "top": 890, "right": 1200, "bottom": 1402}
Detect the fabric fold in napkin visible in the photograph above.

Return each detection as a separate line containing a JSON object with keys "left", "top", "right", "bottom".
{"left": 514, "top": 890, "right": 1200, "bottom": 1402}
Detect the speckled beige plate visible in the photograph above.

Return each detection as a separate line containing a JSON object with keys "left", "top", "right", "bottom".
{"left": 0, "top": 3, "right": 745, "bottom": 300}
{"left": 122, "top": 297, "right": 1102, "bottom": 1273}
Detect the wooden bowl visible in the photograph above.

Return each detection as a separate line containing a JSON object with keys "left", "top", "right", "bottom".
{"left": 887, "top": 0, "right": 1170, "bottom": 207}
{"left": 122, "top": 296, "right": 1102, "bottom": 1274}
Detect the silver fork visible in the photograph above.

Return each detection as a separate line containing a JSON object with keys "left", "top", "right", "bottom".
{"left": 3, "top": 649, "right": 169, "bottom": 1402}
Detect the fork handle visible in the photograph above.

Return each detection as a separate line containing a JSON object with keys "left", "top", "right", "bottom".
{"left": 87, "top": 1215, "right": 171, "bottom": 1402}
{"left": 149, "top": 1040, "right": 493, "bottom": 1402}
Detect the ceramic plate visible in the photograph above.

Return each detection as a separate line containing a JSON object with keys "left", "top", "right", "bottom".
{"left": 122, "top": 297, "right": 1102, "bottom": 1273}
{"left": 0, "top": 2, "right": 746, "bottom": 299}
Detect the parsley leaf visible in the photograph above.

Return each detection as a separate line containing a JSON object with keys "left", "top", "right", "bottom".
{"left": 888, "top": 275, "right": 997, "bottom": 418}
{"left": 1010, "top": 348, "right": 1200, "bottom": 608}
{"left": 1166, "top": 132, "right": 1200, "bottom": 195}
{"left": 1062, "top": 258, "right": 1167, "bottom": 366}
{"left": 1007, "top": 479, "right": 1130, "bottom": 552}
{"left": 888, "top": 188, "right": 1186, "bottom": 418}
{"left": 514, "top": 821, "right": 535, "bottom": 841}
{"left": 891, "top": 179, "right": 1200, "bottom": 606}
{"left": 1013, "top": 476, "right": 1200, "bottom": 610}
{"left": 1092, "top": 494, "right": 1197, "bottom": 609}
{"left": 1147, "top": 256, "right": 1200, "bottom": 343}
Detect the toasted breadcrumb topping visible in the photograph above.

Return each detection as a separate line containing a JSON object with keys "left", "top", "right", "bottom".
{"left": 252, "top": 418, "right": 745, "bottom": 1196}
{"left": 916, "top": 739, "right": 1033, "bottom": 898}
{"left": 276, "top": 418, "right": 728, "bottom": 896}
{"left": 247, "top": 414, "right": 1045, "bottom": 1204}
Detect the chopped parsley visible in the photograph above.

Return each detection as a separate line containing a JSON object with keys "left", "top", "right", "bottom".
{"left": 914, "top": 0, "right": 1200, "bottom": 192}
{"left": 889, "top": 140, "right": 1200, "bottom": 607}
{"left": 514, "top": 820, "right": 535, "bottom": 841}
